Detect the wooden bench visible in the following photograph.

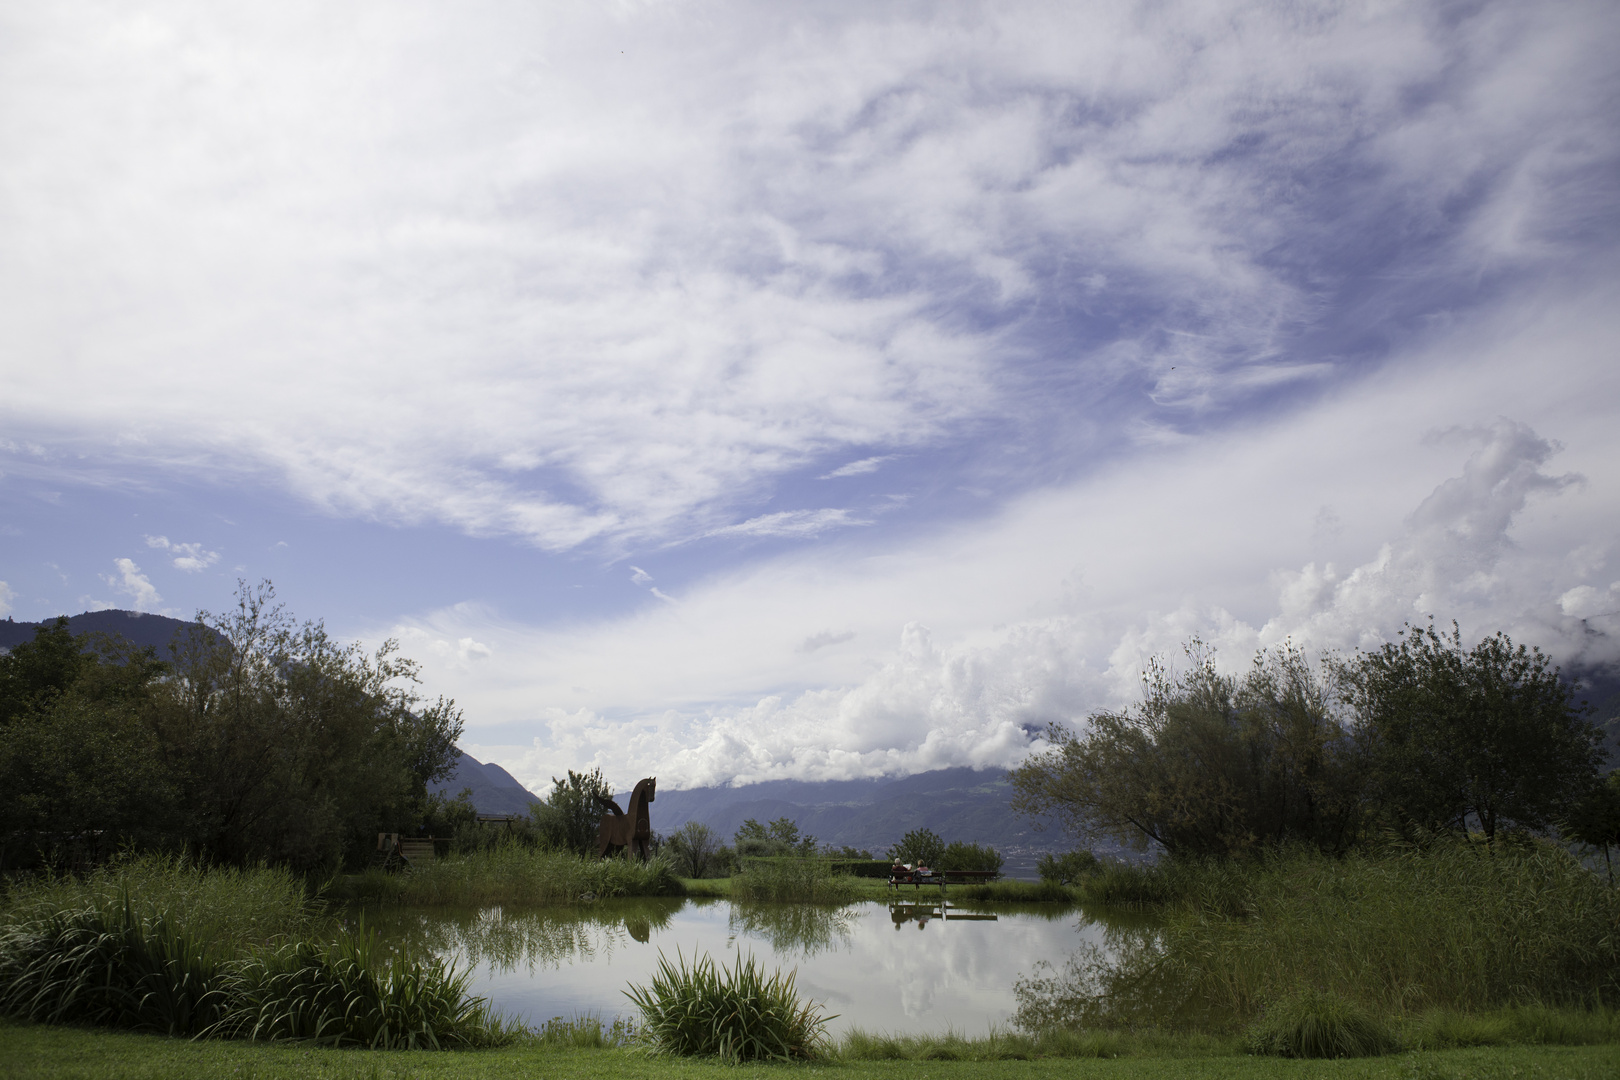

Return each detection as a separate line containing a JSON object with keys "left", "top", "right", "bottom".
{"left": 376, "top": 833, "right": 443, "bottom": 870}
{"left": 887, "top": 868, "right": 1002, "bottom": 890}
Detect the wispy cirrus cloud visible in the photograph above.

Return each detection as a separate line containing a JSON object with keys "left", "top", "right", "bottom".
{"left": 704, "top": 509, "right": 869, "bottom": 541}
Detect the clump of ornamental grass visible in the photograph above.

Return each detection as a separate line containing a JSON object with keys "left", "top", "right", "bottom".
{"left": 0, "top": 896, "right": 231, "bottom": 1036}
{"left": 0, "top": 892, "right": 509, "bottom": 1048}
{"left": 728, "top": 859, "right": 857, "bottom": 904}
{"left": 625, "top": 948, "right": 833, "bottom": 1061}
{"left": 1244, "top": 988, "right": 1398, "bottom": 1059}
{"left": 222, "top": 921, "right": 504, "bottom": 1048}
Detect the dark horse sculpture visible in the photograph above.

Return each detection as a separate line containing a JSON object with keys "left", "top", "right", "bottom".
{"left": 595, "top": 777, "right": 656, "bottom": 860}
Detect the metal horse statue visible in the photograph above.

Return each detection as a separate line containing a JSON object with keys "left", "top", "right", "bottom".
{"left": 595, "top": 777, "right": 656, "bottom": 860}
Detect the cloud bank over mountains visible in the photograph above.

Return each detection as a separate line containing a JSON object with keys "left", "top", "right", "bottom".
{"left": 2, "top": 2, "right": 1617, "bottom": 794}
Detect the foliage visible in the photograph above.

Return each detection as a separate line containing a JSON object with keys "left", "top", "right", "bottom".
{"left": 940, "top": 840, "right": 1003, "bottom": 873}
{"left": 0, "top": 900, "right": 502, "bottom": 1048}
{"left": 0, "top": 583, "right": 464, "bottom": 874}
{"left": 886, "top": 827, "right": 945, "bottom": 867}
{"left": 528, "top": 768, "right": 616, "bottom": 856}
{"left": 1014, "top": 841, "right": 1620, "bottom": 1033}
{"left": 625, "top": 948, "right": 833, "bottom": 1060}
{"left": 948, "top": 880, "right": 1077, "bottom": 903}
{"left": 1340, "top": 622, "right": 1603, "bottom": 843}
{"left": 1038, "top": 850, "right": 1101, "bottom": 885}
{"left": 1244, "top": 988, "right": 1398, "bottom": 1058}
{"left": 332, "top": 845, "right": 684, "bottom": 906}
{"left": 220, "top": 922, "right": 502, "bottom": 1048}
{"left": 0, "top": 854, "right": 321, "bottom": 952}
{"left": 664, "top": 822, "right": 722, "bottom": 878}
{"left": 1407, "top": 1004, "right": 1620, "bottom": 1049}
{"left": 1011, "top": 642, "right": 1363, "bottom": 858}
{"left": 733, "top": 817, "right": 817, "bottom": 858}
{"left": 1563, "top": 770, "right": 1620, "bottom": 885}
{"left": 729, "top": 858, "right": 858, "bottom": 904}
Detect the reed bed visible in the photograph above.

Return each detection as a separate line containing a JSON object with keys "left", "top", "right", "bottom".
{"left": 336, "top": 847, "right": 685, "bottom": 906}
{"left": 948, "top": 880, "right": 1077, "bottom": 903}
{"left": 727, "top": 859, "right": 857, "bottom": 904}
{"left": 1016, "top": 841, "right": 1620, "bottom": 1033}
{"left": 1, "top": 854, "right": 321, "bottom": 950}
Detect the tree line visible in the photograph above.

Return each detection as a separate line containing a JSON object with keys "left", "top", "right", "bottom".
{"left": 1010, "top": 624, "right": 1620, "bottom": 864}
{"left": 0, "top": 583, "right": 462, "bottom": 875}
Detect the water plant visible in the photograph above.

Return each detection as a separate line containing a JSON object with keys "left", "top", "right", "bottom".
{"left": 1244, "top": 988, "right": 1398, "bottom": 1058}
{"left": 624, "top": 948, "right": 833, "bottom": 1060}
{"left": 728, "top": 858, "right": 857, "bottom": 903}
{"left": 335, "top": 845, "right": 684, "bottom": 907}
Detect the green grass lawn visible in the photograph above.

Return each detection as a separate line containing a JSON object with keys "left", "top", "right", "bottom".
{"left": 4, "top": 1022, "right": 1618, "bottom": 1080}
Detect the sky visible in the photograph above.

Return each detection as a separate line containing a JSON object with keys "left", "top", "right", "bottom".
{"left": 2, "top": 0, "right": 1618, "bottom": 794}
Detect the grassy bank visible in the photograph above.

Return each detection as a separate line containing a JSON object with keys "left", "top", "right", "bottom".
{"left": 4, "top": 1019, "right": 1619, "bottom": 1079}
{"left": 1018, "top": 840, "right": 1620, "bottom": 1032}
{"left": 329, "top": 848, "right": 685, "bottom": 906}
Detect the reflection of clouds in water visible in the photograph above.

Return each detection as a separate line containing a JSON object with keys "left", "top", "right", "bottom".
{"left": 368, "top": 899, "right": 1114, "bottom": 1035}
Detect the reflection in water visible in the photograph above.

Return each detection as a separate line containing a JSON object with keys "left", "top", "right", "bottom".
{"left": 728, "top": 903, "right": 856, "bottom": 957}
{"left": 361, "top": 898, "right": 1143, "bottom": 1037}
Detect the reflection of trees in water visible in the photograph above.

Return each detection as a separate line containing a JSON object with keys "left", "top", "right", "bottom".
{"left": 360, "top": 899, "right": 682, "bottom": 974}
{"left": 1012, "top": 908, "right": 1179, "bottom": 1031}
{"left": 727, "top": 903, "right": 856, "bottom": 958}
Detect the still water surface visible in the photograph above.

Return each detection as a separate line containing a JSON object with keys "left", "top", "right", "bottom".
{"left": 366, "top": 898, "right": 1131, "bottom": 1036}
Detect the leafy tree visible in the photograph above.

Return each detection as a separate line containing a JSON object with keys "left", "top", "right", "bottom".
{"left": 1340, "top": 622, "right": 1603, "bottom": 844}
{"left": 1037, "top": 850, "right": 1100, "bottom": 885}
{"left": 665, "top": 821, "right": 721, "bottom": 877}
{"left": 940, "top": 840, "right": 1003, "bottom": 873}
{"left": 887, "top": 827, "right": 945, "bottom": 867}
{"left": 1563, "top": 771, "right": 1620, "bottom": 885}
{"left": 531, "top": 767, "right": 616, "bottom": 855}
{"left": 1010, "top": 642, "right": 1363, "bottom": 857}
{"left": 733, "top": 816, "right": 817, "bottom": 857}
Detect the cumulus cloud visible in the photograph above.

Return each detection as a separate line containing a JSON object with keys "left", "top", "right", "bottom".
{"left": 145, "top": 535, "right": 220, "bottom": 572}
{"left": 105, "top": 559, "right": 161, "bottom": 611}
{"left": 3, "top": 1, "right": 1614, "bottom": 553}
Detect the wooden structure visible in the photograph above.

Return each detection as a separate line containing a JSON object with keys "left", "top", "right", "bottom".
{"left": 595, "top": 777, "right": 656, "bottom": 860}
{"left": 887, "top": 866, "right": 1001, "bottom": 890}
{"left": 376, "top": 833, "right": 444, "bottom": 870}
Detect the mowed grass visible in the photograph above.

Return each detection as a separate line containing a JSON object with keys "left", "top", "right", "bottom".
{"left": 4, "top": 1021, "right": 1619, "bottom": 1080}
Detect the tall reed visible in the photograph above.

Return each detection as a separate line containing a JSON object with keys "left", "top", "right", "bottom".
{"left": 345, "top": 846, "right": 684, "bottom": 906}
{"left": 1016, "top": 840, "right": 1620, "bottom": 1031}
{"left": 729, "top": 859, "right": 857, "bottom": 904}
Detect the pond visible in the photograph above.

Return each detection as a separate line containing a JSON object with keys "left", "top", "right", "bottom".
{"left": 362, "top": 897, "right": 1148, "bottom": 1036}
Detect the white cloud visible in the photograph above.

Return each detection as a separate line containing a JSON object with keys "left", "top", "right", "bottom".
{"left": 3, "top": 2, "right": 1613, "bottom": 552}
{"left": 705, "top": 509, "right": 868, "bottom": 540}
{"left": 105, "top": 558, "right": 162, "bottom": 611}
{"left": 375, "top": 288, "right": 1620, "bottom": 793}
{"left": 798, "top": 630, "right": 856, "bottom": 654}
{"left": 629, "top": 566, "right": 653, "bottom": 585}
{"left": 819, "top": 456, "right": 894, "bottom": 480}
{"left": 649, "top": 587, "right": 679, "bottom": 605}
{"left": 145, "top": 535, "right": 220, "bottom": 572}
{"left": 0, "top": 581, "right": 14, "bottom": 617}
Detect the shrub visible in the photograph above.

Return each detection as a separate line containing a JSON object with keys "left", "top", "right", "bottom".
{"left": 887, "top": 828, "right": 945, "bottom": 867}
{"left": 1244, "top": 988, "right": 1397, "bottom": 1058}
{"left": 1038, "top": 850, "right": 1100, "bottom": 885}
{"left": 625, "top": 949, "right": 833, "bottom": 1060}
{"left": 941, "top": 841, "right": 1003, "bottom": 874}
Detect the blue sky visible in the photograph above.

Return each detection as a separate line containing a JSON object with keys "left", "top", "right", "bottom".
{"left": 2, "top": 1, "right": 1618, "bottom": 793}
